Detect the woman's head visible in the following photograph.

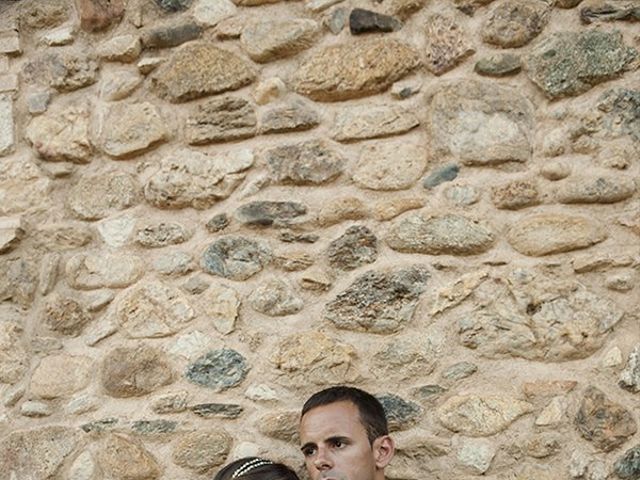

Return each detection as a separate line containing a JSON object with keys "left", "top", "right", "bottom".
{"left": 214, "top": 457, "right": 299, "bottom": 480}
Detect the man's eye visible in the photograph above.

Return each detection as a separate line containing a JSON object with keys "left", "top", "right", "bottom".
{"left": 302, "top": 447, "right": 316, "bottom": 457}
{"left": 332, "top": 440, "right": 345, "bottom": 448}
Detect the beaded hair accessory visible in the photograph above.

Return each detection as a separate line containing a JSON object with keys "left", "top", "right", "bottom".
{"left": 231, "top": 458, "right": 274, "bottom": 479}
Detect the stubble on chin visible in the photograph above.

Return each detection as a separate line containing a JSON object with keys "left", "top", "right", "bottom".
{"left": 319, "top": 471, "right": 348, "bottom": 480}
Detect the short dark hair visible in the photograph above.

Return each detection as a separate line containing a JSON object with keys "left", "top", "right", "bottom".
{"left": 213, "top": 457, "right": 299, "bottom": 480}
{"left": 301, "top": 386, "right": 388, "bottom": 444}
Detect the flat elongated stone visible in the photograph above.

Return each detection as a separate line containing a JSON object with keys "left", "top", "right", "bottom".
{"left": 331, "top": 104, "right": 419, "bottom": 142}
{"left": 458, "top": 270, "right": 625, "bottom": 361}
{"left": 102, "top": 345, "right": 174, "bottom": 397}
{"left": 324, "top": 266, "right": 429, "bottom": 334}
{"left": 0, "top": 94, "right": 14, "bottom": 156}
{"left": 349, "top": 8, "right": 402, "bottom": 34}
{"left": 316, "top": 197, "right": 368, "bottom": 227}
{"left": 423, "top": 164, "right": 459, "bottom": 189}
{"left": 185, "top": 349, "right": 249, "bottom": 390}
{"left": 475, "top": 53, "right": 521, "bottom": 76}
{"left": 191, "top": 403, "right": 243, "bottom": 419}
{"left": 144, "top": 149, "right": 253, "bottom": 209}
{"left": 581, "top": 4, "right": 640, "bottom": 24}
{"left": 438, "top": 395, "right": 533, "bottom": 436}
{"left": 427, "top": 80, "right": 534, "bottom": 165}
{"left": 30, "top": 354, "right": 92, "bottom": 399}
{"left": 526, "top": 31, "right": 637, "bottom": 99}
{"left": 507, "top": 214, "right": 606, "bottom": 256}
{"left": 353, "top": 140, "right": 426, "bottom": 191}
{"left": 424, "top": 13, "right": 475, "bottom": 75}
{"left": 482, "top": 0, "right": 550, "bottom": 48}
{"left": 575, "top": 387, "right": 636, "bottom": 452}
{"left": 136, "top": 222, "right": 192, "bottom": 248}
{"left": 386, "top": 212, "right": 495, "bottom": 255}
{"left": 25, "top": 104, "right": 92, "bottom": 163}
{"left": 152, "top": 43, "right": 255, "bottom": 102}
{"left": 259, "top": 99, "right": 319, "bottom": 134}
{"left": 185, "top": 96, "right": 257, "bottom": 145}
{"left": 236, "top": 201, "right": 307, "bottom": 227}
{"left": 619, "top": 345, "right": 640, "bottom": 393}
{"left": 271, "top": 331, "right": 359, "bottom": 385}
{"left": 264, "top": 140, "right": 344, "bottom": 185}
{"left": 115, "top": 280, "right": 195, "bottom": 338}
{"left": 142, "top": 22, "right": 203, "bottom": 49}
{"left": 292, "top": 38, "right": 420, "bottom": 101}
{"left": 156, "top": 0, "right": 192, "bottom": 11}
{"left": 66, "top": 253, "right": 143, "bottom": 290}
{"left": 241, "top": 19, "right": 319, "bottom": 62}
{"left": 556, "top": 175, "right": 636, "bottom": 204}
{"left": 201, "top": 236, "right": 271, "bottom": 280}
{"left": 100, "top": 102, "right": 167, "bottom": 158}
{"left": 172, "top": 430, "right": 231, "bottom": 473}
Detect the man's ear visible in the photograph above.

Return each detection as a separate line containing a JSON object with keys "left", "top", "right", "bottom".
{"left": 372, "top": 435, "right": 395, "bottom": 469}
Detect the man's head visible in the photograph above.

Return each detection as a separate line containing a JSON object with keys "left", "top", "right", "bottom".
{"left": 299, "top": 386, "right": 395, "bottom": 480}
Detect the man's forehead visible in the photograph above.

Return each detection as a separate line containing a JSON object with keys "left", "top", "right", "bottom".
{"left": 299, "top": 401, "right": 366, "bottom": 439}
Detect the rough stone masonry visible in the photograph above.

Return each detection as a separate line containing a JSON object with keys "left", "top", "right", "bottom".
{"left": 0, "top": 0, "right": 639, "bottom": 478}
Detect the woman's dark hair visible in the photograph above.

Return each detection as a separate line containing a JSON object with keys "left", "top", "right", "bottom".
{"left": 214, "top": 457, "right": 299, "bottom": 480}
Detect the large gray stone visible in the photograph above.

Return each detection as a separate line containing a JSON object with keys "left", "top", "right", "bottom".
{"left": 241, "top": 18, "right": 319, "bottom": 62}
{"left": 144, "top": 148, "right": 253, "bottom": 209}
{"left": 594, "top": 88, "right": 640, "bottom": 143}
{"left": 263, "top": 140, "right": 345, "bottom": 185}
{"left": 353, "top": 140, "right": 426, "bottom": 191}
{"left": 201, "top": 236, "right": 271, "bottom": 280}
{"left": 378, "top": 394, "right": 423, "bottom": 431}
{"left": 292, "top": 38, "right": 420, "bottom": 101}
{"left": 67, "top": 171, "right": 141, "bottom": 221}
{"left": 324, "top": 266, "right": 429, "bottom": 334}
{"left": 427, "top": 80, "right": 534, "bottom": 165}
{"left": 185, "top": 349, "right": 249, "bottom": 391}
{"left": 458, "top": 270, "right": 625, "bottom": 361}
{"left": 386, "top": 212, "right": 495, "bottom": 255}
{"left": 526, "top": 31, "right": 637, "bottom": 99}
{"left": 185, "top": 96, "right": 257, "bottom": 145}
{"left": 100, "top": 102, "right": 167, "bottom": 158}
{"left": 152, "top": 43, "right": 255, "bottom": 102}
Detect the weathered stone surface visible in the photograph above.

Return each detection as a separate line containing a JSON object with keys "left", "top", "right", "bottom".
{"left": 206, "top": 213, "right": 230, "bottom": 233}
{"left": 264, "top": 140, "right": 345, "bottom": 185}
{"left": 21, "top": 400, "right": 52, "bottom": 417}
{"left": 77, "top": 0, "right": 125, "bottom": 31}
{"left": 424, "top": 13, "right": 475, "bottom": 75}
{"left": 100, "top": 69, "right": 143, "bottom": 101}
{"left": 475, "top": 53, "right": 521, "bottom": 76}
{"left": 142, "top": 22, "right": 203, "bottom": 49}
{"left": 378, "top": 394, "right": 422, "bottom": 431}
{"left": 456, "top": 438, "right": 496, "bottom": 474}
{"left": 383, "top": 0, "right": 426, "bottom": 19}
{"left": 25, "top": 104, "right": 92, "bottom": 163}
{"left": 387, "top": 212, "right": 495, "bottom": 255}
{"left": 33, "top": 223, "right": 93, "bottom": 251}
{"left": 17, "top": 0, "right": 70, "bottom": 30}
{"left": 156, "top": 0, "right": 193, "bottom": 11}
{"left": 23, "top": 52, "right": 99, "bottom": 92}
{"left": 507, "top": 214, "right": 607, "bottom": 256}
{"left": 271, "top": 331, "right": 359, "bottom": 385}
{"left": 458, "top": 270, "right": 625, "bottom": 361}
{"left": 388, "top": 430, "right": 450, "bottom": 479}
{"left": 30, "top": 354, "right": 92, "bottom": 399}
{"left": 0, "top": 216, "right": 24, "bottom": 254}
{"left": 172, "top": 430, "right": 232, "bottom": 473}
{"left": 44, "top": 295, "right": 91, "bottom": 336}
{"left": 292, "top": 38, "right": 420, "bottom": 101}
{"left": 526, "top": 31, "right": 637, "bottom": 99}
{"left": 523, "top": 380, "right": 577, "bottom": 400}
{"left": 427, "top": 80, "right": 534, "bottom": 165}
{"left": 580, "top": 4, "right": 640, "bottom": 24}
{"left": 258, "top": 411, "right": 299, "bottom": 441}
{"left": 114, "top": 280, "right": 195, "bottom": 338}
{"left": 136, "top": 222, "right": 192, "bottom": 248}
{"left": 438, "top": 395, "right": 533, "bottom": 436}
{"left": 593, "top": 88, "right": 640, "bottom": 143}
{"left": 249, "top": 278, "right": 303, "bottom": 316}
{"left": 0, "top": 156, "right": 52, "bottom": 215}
{"left": 353, "top": 140, "right": 426, "bottom": 191}
{"left": 0, "top": 258, "right": 38, "bottom": 307}
{"left": 423, "top": 164, "right": 459, "bottom": 189}
{"left": 326, "top": 226, "right": 378, "bottom": 271}
{"left": 154, "top": 251, "right": 193, "bottom": 275}
{"left": 201, "top": 236, "right": 271, "bottom": 280}
{"left": 0, "top": 95, "right": 14, "bottom": 156}
{"left": 197, "top": 283, "right": 239, "bottom": 335}
{"left": 191, "top": 403, "right": 243, "bottom": 419}
{"left": 151, "top": 391, "right": 189, "bottom": 414}
{"left": 259, "top": 99, "right": 319, "bottom": 134}
{"left": 145, "top": 148, "right": 253, "bottom": 209}
{"left": 535, "top": 396, "right": 566, "bottom": 426}
{"left": 186, "top": 349, "right": 248, "bottom": 390}
{"left": 442, "top": 362, "right": 478, "bottom": 381}
{"left": 96, "top": 434, "right": 160, "bottom": 480}
{"left": 0, "top": 317, "right": 28, "bottom": 384}
{"left": 0, "top": 426, "right": 80, "bottom": 479}
{"left": 194, "top": 0, "right": 237, "bottom": 26}
{"left": 236, "top": 201, "right": 307, "bottom": 227}
{"left": 316, "top": 197, "right": 368, "bottom": 227}
{"left": 620, "top": 345, "right": 640, "bottom": 393}
{"left": 131, "top": 419, "right": 178, "bottom": 435}
{"left": 324, "top": 266, "right": 429, "bottom": 334}
{"left": 66, "top": 253, "right": 143, "bottom": 290}
{"left": 241, "top": 19, "right": 319, "bottom": 62}
{"left": 67, "top": 171, "right": 141, "bottom": 221}
{"left": 331, "top": 104, "right": 419, "bottom": 142}
{"left": 452, "top": 0, "right": 495, "bottom": 14}
{"left": 349, "top": 8, "right": 402, "bottom": 34}
{"left": 556, "top": 175, "right": 636, "bottom": 204}
{"left": 575, "top": 387, "right": 636, "bottom": 452}
{"left": 374, "top": 337, "right": 437, "bottom": 381}
{"left": 39, "top": 25, "right": 74, "bottom": 47}
{"left": 482, "top": 0, "right": 550, "bottom": 48}
{"left": 68, "top": 450, "right": 97, "bottom": 480}
{"left": 101, "top": 345, "right": 174, "bottom": 398}
{"left": 615, "top": 445, "right": 640, "bottom": 479}
{"left": 100, "top": 102, "right": 167, "bottom": 158}
{"left": 373, "top": 196, "right": 424, "bottom": 221}
{"left": 152, "top": 43, "right": 255, "bottom": 102}
{"left": 185, "top": 96, "right": 256, "bottom": 145}
{"left": 273, "top": 251, "right": 314, "bottom": 272}
{"left": 556, "top": 0, "right": 583, "bottom": 7}
{"left": 98, "top": 34, "right": 141, "bottom": 62}
{"left": 491, "top": 179, "right": 539, "bottom": 209}
{"left": 524, "top": 434, "right": 562, "bottom": 458}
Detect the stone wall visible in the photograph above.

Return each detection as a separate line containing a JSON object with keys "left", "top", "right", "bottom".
{"left": 0, "top": 0, "right": 639, "bottom": 478}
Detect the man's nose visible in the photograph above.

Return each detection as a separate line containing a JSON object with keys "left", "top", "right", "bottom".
{"left": 313, "top": 447, "right": 332, "bottom": 470}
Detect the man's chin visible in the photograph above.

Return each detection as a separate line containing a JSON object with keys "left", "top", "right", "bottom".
{"left": 319, "top": 472, "right": 347, "bottom": 480}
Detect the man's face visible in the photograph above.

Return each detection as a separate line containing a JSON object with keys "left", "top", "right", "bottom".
{"left": 299, "top": 401, "right": 394, "bottom": 480}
